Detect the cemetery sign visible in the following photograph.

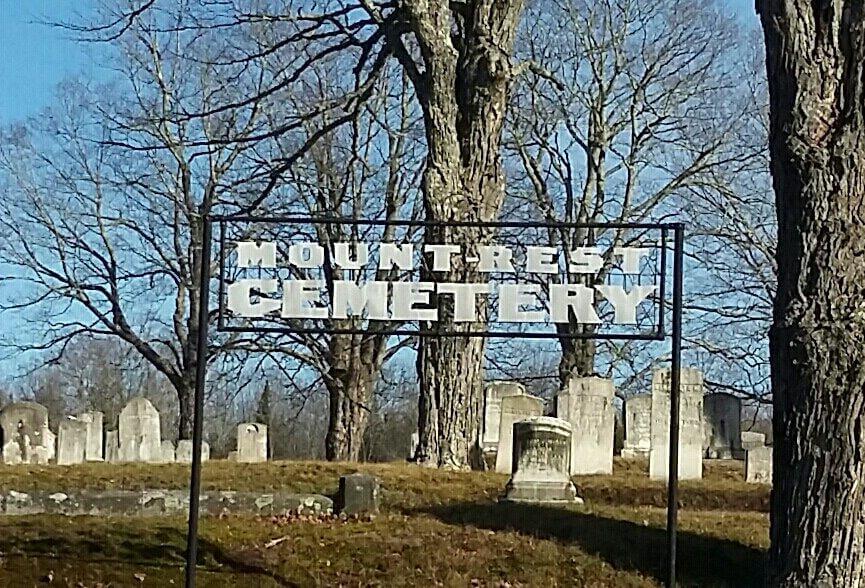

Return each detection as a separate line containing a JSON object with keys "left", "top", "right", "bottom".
{"left": 184, "top": 214, "right": 686, "bottom": 588}
{"left": 214, "top": 216, "right": 670, "bottom": 340}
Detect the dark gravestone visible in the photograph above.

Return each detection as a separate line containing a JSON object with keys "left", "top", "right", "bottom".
{"left": 336, "top": 473, "right": 380, "bottom": 516}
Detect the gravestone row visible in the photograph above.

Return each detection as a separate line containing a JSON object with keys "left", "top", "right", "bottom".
{"left": 472, "top": 367, "right": 772, "bottom": 493}
{"left": 1, "top": 397, "right": 267, "bottom": 465}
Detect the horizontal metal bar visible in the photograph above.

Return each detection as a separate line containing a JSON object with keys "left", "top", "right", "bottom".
{"left": 212, "top": 215, "right": 682, "bottom": 231}
{"left": 214, "top": 325, "right": 666, "bottom": 341}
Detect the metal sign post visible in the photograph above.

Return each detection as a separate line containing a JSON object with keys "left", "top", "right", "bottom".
{"left": 182, "top": 216, "right": 685, "bottom": 587}
{"left": 185, "top": 216, "right": 213, "bottom": 588}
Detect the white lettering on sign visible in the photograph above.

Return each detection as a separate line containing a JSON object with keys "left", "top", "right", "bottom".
{"left": 226, "top": 241, "right": 660, "bottom": 326}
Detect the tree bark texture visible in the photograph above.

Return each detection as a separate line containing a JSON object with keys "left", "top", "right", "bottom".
{"left": 405, "top": 0, "right": 525, "bottom": 469}
{"left": 324, "top": 329, "right": 387, "bottom": 462}
{"left": 758, "top": 2, "right": 865, "bottom": 585}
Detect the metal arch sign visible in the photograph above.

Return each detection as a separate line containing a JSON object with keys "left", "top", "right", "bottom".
{"left": 211, "top": 216, "right": 672, "bottom": 342}
{"left": 184, "top": 214, "right": 686, "bottom": 588}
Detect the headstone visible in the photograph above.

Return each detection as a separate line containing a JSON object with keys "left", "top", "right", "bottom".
{"left": 502, "top": 417, "right": 579, "bottom": 503}
{"left": 105, "top": 431, "right": 119, "bottom": 463}
{"left": 494, "top": 394, "right": 544, "bottom": 474}
{"left": 79, "top": 411, "right": 104, "bottom": 461}
{"left": 236, "top": 423, "right": 268, "bottom": 463}
{"left": 622, "top": 394, "right": 652, "bottom": 459}
{"left": 741, "top": 431, "right": 766, "bottom": 450}
{"left": 408, "top": 432, "right": 419, "bottom": 461}
{"left": 41, "top": 427, "right": 56, "bottom": 463}
{"left": 117, "top": 397, "right": 162, "bottom": 463}
{"left": 336, "top": 473, "right": 380, "bottom": 516}
{"left": 227, "top": 450, "right": 238, "bottom": 462}
{"left": 57, "top": 418, "right": 88, "bottom": 465}
{"left": 703, "top": 393, "right": 742, "bottom": 459}
{"left": 176, "top": 440, "right": 210, "bottom": 463}
{"left": 160, "top": 440, "right": 176, "bottom": 463}
{"left": 649, "top": 368, "right": 704, "bottom": 480}
{"left": 482, "top": 382, "right": 526, "bottom": 454}
{"left": 0, "top": 402, "right": 51, "bottom": 465}
{"left": 746, "top": 446, "right": 773, "bottom": 483}
{"left": 556, "top": 377, "right": 615, "bottom": 474}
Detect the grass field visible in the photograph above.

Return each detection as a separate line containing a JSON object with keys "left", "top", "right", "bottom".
{"left": 0, "top": 459, "right": 769, "bottom": 587}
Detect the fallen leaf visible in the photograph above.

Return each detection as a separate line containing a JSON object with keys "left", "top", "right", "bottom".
{"left": 265, "top": 536, "right": 289, "bottom": 549}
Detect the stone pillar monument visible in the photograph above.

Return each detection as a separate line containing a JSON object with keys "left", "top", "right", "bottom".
{"left": 703, "top": 393, "right": 743, "bottom": 459}
{"left": 481, "top": 382, "right": 526, "bottom": 456}
{"left": 556, "top": 377, "right": 615, "bottom": 474}
{"left": 0, "top": 402, "right": 52, "bottom": 465}
{"left": 502, "top": 417, "right": 579, "bottom": 503}
{"left": 746, "top": 446, "right": 773, "bottom": 483}
{"left": 622, "top": 394, "right": 652, "bottom": 459}
{"left": 649, "top": 367, "right": 704, "bottom": 480}
{"left": 494, "top": 394, "right": 544, "bottom": 474}
{"left": 79, "top": 411, "right": 104, "bottom": 462}
{"left": 237, "top": 423, "right": 268, "bottom": 463}
{"left": 117, "top": 397, "right": 162, "bottom": 463}
{"left": 57, "top": 418, "right": 88, "bottom": 465}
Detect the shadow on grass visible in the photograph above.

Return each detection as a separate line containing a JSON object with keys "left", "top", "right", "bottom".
{"left": 0, "top": 520, "right": 297, "bottom": 587}
{"left": 420, "top": 502, "right": 765, "bottom": 588}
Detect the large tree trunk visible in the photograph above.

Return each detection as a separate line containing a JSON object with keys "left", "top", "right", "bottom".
{"left": 177, "top": 378, "right": 194, "bottom": 440}
{"left": 758, "top": 2, "right": 865, "bottom": 585}
{"left": 324, "top": 332, "right": 383, "bottom": 462}
{"left": 416, "top": 235, "right": 489, "bottom": 469}
{"left": 409, "top": 0, "right": 525, "bottom": 469}
{"left": 558, "top": 337, "right": 596, "bottom": 389}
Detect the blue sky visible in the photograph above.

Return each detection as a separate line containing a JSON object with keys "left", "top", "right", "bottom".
{"left": 0, "top": 0, "right": 759, "bottom": 123}
{"left": 0, "top": 1, "right": 95, "bottom": 123}
{"left": 0, "top": 0, "right": 762, "bottom": 383}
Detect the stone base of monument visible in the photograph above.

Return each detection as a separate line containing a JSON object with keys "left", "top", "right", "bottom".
{"left": 482, "top": 449, "right": 497, "bottom": 471}
{"left": 502, "top": 478, "right": 580, "bottom": 504}
{"left": 499, "top": 417, "right": 582, "bottom": 505}
{"left": 621, "top": 448, "right": 649, "bottom": 460}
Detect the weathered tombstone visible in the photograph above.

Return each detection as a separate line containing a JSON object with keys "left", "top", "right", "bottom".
{"left": 649, "top": 368, "right": 704, "bottom": 480}
{"left": 176, "top": 440, "right": 210, "bottom": 464}
{"left": 160, "top": 440, "right": 176, "bottom": 463}
{"left": 502, "top": 417, "right": 579, "bottom": 503}
{"left": 622, "top": 394, "right": 653, "bottom": 459}
{"left": 482, "top": 382, "right": 526, "bottom": 455}
{"left": 57, "top": 418, "right": 88, "bottom": 465}
{"left": 117, "top": 398, "right": 162, "bottom": 463}
{"left": 105, "top": 431, "right": 119, "bottom": 463}
{"left": 227, "top": 450, "right": 238, "bottom": 462}
{"left": 556, "top": 377, "right": 615, "bottom": 474}
{"left": 236, "top": 423, "right": 268, "bottom": 463}
{"left": 0, "top": 402, "right": 51, "bottom": 465}
{"left": 336, "top": 473, "right": 380, "bottom": 516}
{"left": 408, "top": 432, "right": 419, "bottom": 461}
{"left": 703, "top": 393, "right": 743, "bottom": 459}
{"left": 746, "top": 446, "right": 773, "bottom": 483}
{"left": 495, "top": 394, "right": 544, "bottom": 474}
{"left": 41, "top": 427, "right": 56, "bottom": 463}
{"left": 78, "top": 411, "right": 104, "bottom": 461}
{"left": 741, "top": 431, "right": 766, "bottom": 450}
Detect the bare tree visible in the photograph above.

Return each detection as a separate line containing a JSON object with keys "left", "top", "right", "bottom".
{"left": 0, "top": 10, "right": 275, "bottom": 438}
{"left": 274, "top": 66, "right": 424, "bottom": 461}
{"left": 506, "top": 0, "right": 749, "bottom": 391}
{"left": 62, "top": 0, "right": 530, "bottom": 468}
{"left": 757, "top": 1, "right": 865, "bottom": 585}
{"left": 683, "top": 36, "right": 775, "bottom": 406}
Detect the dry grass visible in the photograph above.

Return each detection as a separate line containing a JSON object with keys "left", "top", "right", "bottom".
{"left": 0, "top": 459, "right": 769, "bottom": 587}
